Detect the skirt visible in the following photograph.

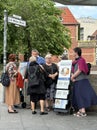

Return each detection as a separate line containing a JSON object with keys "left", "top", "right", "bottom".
{"left": 72, "top": 79, "right": 97, "bottom": 109}
{"left": 30, "top": 93, "right": 45, "bottom": 102}
{"left": 45, "top": 82, "right": 56, "bottom": 100}
{"left": 5, "top": 79, "right": 20, "bottom": 106}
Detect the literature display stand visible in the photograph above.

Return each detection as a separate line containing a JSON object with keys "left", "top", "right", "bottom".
{"left": 54, "top": 60, "right": 72, "bottom": 113}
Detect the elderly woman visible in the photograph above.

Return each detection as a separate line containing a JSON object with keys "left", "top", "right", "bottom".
{"left": 5, "top": 54, "right": 20, "bottom": 113}
{"left": 43, "top": 54, "right": 58, "bottom": 111}
{"left": 25, "top": 56, "right": 48, "bottom": 115}
{"left": 71, "top": 47, "right": 97, "bottom": 117}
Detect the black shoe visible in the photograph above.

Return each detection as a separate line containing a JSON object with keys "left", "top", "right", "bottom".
{"left": 40, "top": 112, "right": 48, "bottom": 115}
{"left": 8, "top": 109, "right": 18, "bottom": 114}
{"left": 32, "top": 111, "right": 37, "bottom": 114}
{"left": 14, "top": 110, "right": 18, "bottom": 113}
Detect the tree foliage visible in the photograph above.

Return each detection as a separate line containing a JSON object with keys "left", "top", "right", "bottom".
{"left": 0, "top": 0, "right": 71, "bottom": 57}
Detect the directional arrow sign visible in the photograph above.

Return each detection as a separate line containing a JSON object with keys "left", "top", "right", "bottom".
{"left": 8, "top": 17, "right": 26, "bottom": 27}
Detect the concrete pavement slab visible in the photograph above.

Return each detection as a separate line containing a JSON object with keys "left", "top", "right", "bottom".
{"left": 0, "top": 103, "right": 97, "bottom": 130}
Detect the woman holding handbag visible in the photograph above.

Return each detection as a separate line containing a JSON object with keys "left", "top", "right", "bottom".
{"left": 5, "top": 54, "right": 20, "bottom": 113}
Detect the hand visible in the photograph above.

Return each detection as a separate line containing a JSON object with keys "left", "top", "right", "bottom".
{"left": 48, "top": 74, "right": 55, "bottom": 80}
{"left": 71, "top": 78, "right": 75, "bottom": 82}
{"left": 71, "top": 75, "right": 76, "bottom": 82}
{"left": 51, "top": 74, "right": 56, "bottom": 80}
{"left": 13, "top": 71, "right": 18, "bottom": 77}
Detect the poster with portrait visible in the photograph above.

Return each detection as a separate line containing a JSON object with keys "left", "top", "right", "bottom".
{"left": 18, "top": 62, "right": 28, "bottom": 78}
{"left": 59, "top": 60, "right": 72, "bottom": 78}
{"left": 56, "top": 60, "right": 72, "bottom": 89}
{"left": 54, "top": 99, "right": 68, "bottom": 109}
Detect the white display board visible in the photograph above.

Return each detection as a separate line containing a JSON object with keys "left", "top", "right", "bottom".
{"left": 54, "top": 99, "right": 68, "bottom": 109}
{"left": 55, "top": 90, "right": 69, "bottom": 99}
{"left": 18, "top": 62, "right": 28, "bottom": 78}
{"left": 54, "top": 60, "right": 72, "bottom": 110}
{"left": 56, "top": 60, "right": 72, "bottom": 89}
{"left": 56, "top": 80, "right": 70, "bottom": 89}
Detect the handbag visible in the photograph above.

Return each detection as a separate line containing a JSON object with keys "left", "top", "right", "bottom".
{"left": 28, "top": 65, "right": 40, "bottom": 87}
{"left": 1, "top": 72, "right": 10, "bottom": 87}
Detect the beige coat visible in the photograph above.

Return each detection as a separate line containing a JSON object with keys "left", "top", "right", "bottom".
{"left": 5, "top": 79, "right": 20, "bottom": 106}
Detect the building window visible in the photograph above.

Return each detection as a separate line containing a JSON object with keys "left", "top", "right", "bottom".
{"left": 96, "top": 35, "right": 97, "bottom": 40}
{"left": 80, "top": 27, "right": 84, "bottom": 40}
{"left": 62, "top": 49, "right": 68, "bottom": 59}
{"left": 59, "top": 16, "right": 63, "bottom": 22}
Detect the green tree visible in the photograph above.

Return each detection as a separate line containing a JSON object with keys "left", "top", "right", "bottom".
{"left": 1, "top": 0, "right": 71, "bottom": 57}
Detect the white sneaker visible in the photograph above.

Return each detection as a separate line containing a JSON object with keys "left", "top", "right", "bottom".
{"left": 73, "top": 111, "right": 87, "bottom": 117}
{"left": 80, "top": 112, "right": 87, "bottom": 117}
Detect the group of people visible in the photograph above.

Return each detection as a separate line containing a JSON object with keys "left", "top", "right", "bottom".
{"left": 4, "top": 47, "right": 97, "bottom": 117}
{"left": 5, "top": 49, "right": 59, "bottom": 115}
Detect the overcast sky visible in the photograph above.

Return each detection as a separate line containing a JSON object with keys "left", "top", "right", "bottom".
{"left": 55, "top": 2, "right": 97, "bottom": 19}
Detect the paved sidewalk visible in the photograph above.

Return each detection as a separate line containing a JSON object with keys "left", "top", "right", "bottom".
{"left": 0, "top": 103, "right": 97, "bottom": 130}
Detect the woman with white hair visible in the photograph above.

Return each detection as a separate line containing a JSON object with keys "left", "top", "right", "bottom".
{"left": 25, "top": 56, "right": 48, "bottom": 115}
{"left": 43, "top": 54, "right": 59, "bottom": 111}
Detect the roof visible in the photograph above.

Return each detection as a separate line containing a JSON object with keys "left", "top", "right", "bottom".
{"left": 60, "top": 7, "right": 79, "bottom": 25}
{"left": 54, "top": 0, "right": 97, "bottom": 6}
{"left": 92, "top": 30, "right": 97, "bottom": 36}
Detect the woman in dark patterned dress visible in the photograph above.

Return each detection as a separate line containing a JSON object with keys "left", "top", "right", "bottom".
{"left": 43, "top": 54, "right": 58, "bottom": 111}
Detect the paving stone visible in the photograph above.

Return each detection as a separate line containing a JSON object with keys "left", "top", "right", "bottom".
{"left": 0, "top": 103, "right": 97, "bottom": 130}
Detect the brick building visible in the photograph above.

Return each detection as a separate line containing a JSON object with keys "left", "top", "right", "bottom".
{"left": 61, "top": 7, "right": 79, "bottom": 60}
{"left": 77, "top": 17, "right": 97, "bottom": 41}
{"left": 60, "top": 7, "right": 97, "bottom": 64}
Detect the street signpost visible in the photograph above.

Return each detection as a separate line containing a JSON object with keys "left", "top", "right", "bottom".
{"left": 3, "top": 11, "right": 26, "bottom": 73}
{"left": 13, "top": 14, "right": 22, "bottom": 19}
{"left": 8, "top": 17, "right": 26, "bottom": 27}
{"left": 2, "top": 10, "right": 26, "bottom": 103}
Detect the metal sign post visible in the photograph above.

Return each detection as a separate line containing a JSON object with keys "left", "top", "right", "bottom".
{"left": 2, "top": 11, "right": 26, "bottom": 103}
{"left": 3, "top": 10, "right": 7, "bottom": 73}
{"left": 1, "top": 10, "right": 8, "bottom": 103}
{"left": 3, "top": 12, "right": 26, "bottom": 73}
